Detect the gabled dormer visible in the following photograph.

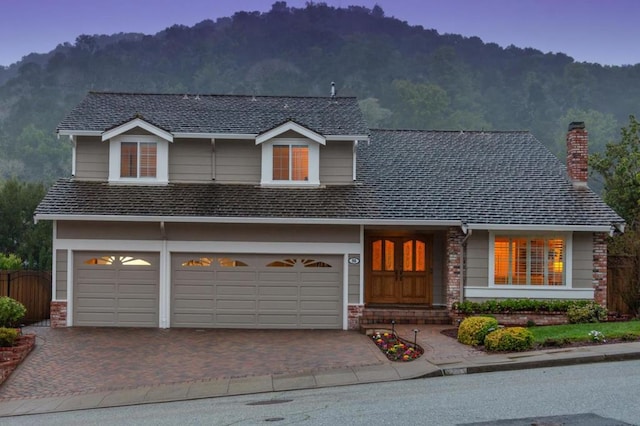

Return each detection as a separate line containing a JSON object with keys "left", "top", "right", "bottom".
{"left": 257, "top": 121, "right": 325, "bottom": 187}
{"left": 102, "top": 116, "right": 173, "bottom": 184}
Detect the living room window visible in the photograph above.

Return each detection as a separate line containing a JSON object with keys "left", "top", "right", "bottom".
{"left": 493, "top": 236, "right": 565, "bottom": 286}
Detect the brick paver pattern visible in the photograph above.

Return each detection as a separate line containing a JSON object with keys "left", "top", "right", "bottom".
{"left": 0, "top": 328, "right": 386, "bottom": 400}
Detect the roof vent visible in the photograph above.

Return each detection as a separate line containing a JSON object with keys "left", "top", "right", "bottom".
{"left": 330, "top": 81, "right": 336, "bottom": 98}
{"left": 182, "top": 94, "right": 189, "bottom": 99}
{"left": 195, "top": 94, "right": 200, "bottom": 100}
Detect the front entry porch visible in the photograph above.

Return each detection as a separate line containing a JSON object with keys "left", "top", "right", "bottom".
{"left": 355, "top": 228, "right": 465, "bottom": 330}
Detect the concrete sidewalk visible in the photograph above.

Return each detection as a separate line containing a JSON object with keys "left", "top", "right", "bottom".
{"left": 1, "top": 325, "right": 640, "bottom": 417}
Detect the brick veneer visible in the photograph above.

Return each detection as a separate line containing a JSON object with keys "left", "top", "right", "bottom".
{"left": 593, "top": 232, "right": 608, "bottom": 308}
{"left": 446, "top": 227, "right": 464, "bottom": 310}
{"left": 348, "top": 304, "right": 364, "bottom": 330}
{"left": 566, "top": 122, "right": 588, "bottom": 185}
{"left": 451, "top": 312, "right": 569, "bottom": 327}
{"left": 50, "top": 301, "right": 67, "bottom": 328}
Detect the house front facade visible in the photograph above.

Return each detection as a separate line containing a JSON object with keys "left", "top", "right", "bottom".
{"left": 35, "top": 92, "right": 624, "bottom": 330}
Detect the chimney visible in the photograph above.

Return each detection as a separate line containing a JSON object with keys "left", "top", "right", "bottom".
{"left": 566, "top": 121, "right": 588, "bottom": 186}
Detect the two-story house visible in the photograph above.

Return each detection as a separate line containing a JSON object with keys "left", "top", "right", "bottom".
{"left": 35, "top": 92, "right": 624, "bottom": 330}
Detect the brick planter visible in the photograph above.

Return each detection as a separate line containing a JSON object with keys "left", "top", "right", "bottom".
{"left": 0, "top": 334, "right": 36, "bottom": 385}
{"left": 451, "top": 312, "right": 569, "bottom": 327}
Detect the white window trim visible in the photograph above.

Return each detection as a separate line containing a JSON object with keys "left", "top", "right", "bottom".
{"left": 260, "top": 138, "right": 320, "bottom": 186}
{"left": 108, "top": 135, "right": 169, "bottom": 184}
{"left": 488, "top": 231, "right": 573, "bottom": 289}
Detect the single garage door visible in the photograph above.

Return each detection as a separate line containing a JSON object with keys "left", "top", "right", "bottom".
{"left": 74, "top": 252, "right": 159, "bottom": 327}
{"left": 172, "top": 254, "right": 343, "bottom": 329}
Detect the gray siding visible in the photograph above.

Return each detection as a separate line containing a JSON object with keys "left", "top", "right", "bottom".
{"left": 169, "top": 138, "right": 213, "bottom": 182}
{"left": 75, "top": 136, "right": 108, "bottom": 180}
{"left": 466, "top": 230, "right": 489, "bottom": 287}
{"left": 348, "top": 254, "right": 360, "bottom": 304}
{"left": 215, "top": 140, "right": 261, "bottom": 183}
{"left": 56, "top": 249, "right": 67, "bottom": 300}
{"left": 320, "top": 142, "right": 354, "bottom": 184}
{"left": 165, "top": 223, "right": 360, "bottom": 243}
{"left": 572, "top": 232, "right": 593, "bottom": 289}
{"left": 58, "top": 221, "right": 162, "bottom": 240}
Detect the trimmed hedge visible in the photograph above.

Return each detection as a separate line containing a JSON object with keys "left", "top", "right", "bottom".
{"left": 484, "top": 327, "right": 534, "bottom": 352}
{"left": 453, "top": 299, "right": 593, "bottom": 315}
{"left": 458, "top": 316, "right": 498, "bottom": 346}
{"left": 567, "top": 302, "right": 607, "bottom": 323}
{"left": 0, "top": 327, "right": 19, "bottom": 347}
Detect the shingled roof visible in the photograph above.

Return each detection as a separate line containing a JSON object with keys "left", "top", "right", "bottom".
{"left": 36, "top": 129, "right": 623, "bottom": 229}
{"left": 57, "top": 92, "right": 369, "bottom": 136}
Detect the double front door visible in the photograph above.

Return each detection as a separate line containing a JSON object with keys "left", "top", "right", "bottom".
{"left": 365, "top": 235, "right": 433, "bottom": 304}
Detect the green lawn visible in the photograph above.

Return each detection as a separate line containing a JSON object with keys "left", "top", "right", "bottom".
{"left": 530, "top": 321, "right": 640, "bottom": 345}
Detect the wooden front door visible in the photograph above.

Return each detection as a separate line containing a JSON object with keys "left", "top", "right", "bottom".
{"left": 365, "top": 235, "right": 433, "bottom": 304}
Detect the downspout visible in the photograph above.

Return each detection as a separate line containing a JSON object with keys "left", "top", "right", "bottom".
{"left": 460, "top": 224, "right": 473, "bottom": 304}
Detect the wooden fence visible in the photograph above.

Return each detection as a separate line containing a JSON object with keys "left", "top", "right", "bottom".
{"left": 607, "top": 256, "right": 636, "bottom": 316}
{"left": 0, "top": 270, "right": 51, "bottom": 325}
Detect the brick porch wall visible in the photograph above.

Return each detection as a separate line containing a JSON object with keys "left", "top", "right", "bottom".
{"left": 593, "top": 232, "right": 608, "bottom": 308}
{"left": 446, "top": 227, "right": 464, "bottom": 311}
{"left": 50, "top": 301, "right": 67, "bottom": 328}
{"left": 348, "top": 304, "right": 364, "bottom": 330}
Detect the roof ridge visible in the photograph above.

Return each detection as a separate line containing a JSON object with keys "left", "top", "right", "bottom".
{"left": 370, "top": 128, "right": 531, "bottom": 134}
{"left": 87, "top": 91, "right": 358, "bottom": 100}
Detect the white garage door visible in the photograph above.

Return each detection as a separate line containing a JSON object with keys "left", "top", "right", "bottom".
{"left": 73, "top": 252, "right": 159, "bottom": 327}
{"left": 171, "top": 254, "right": 343, "bottom": 329}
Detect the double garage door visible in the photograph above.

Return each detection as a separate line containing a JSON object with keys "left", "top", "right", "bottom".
{"left": 73, "top": 252, "right": 343, "bottom": 329}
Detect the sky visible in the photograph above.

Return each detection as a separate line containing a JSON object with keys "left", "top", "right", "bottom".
{"left": 1, "top": 0, "right": 639, "bottom": 67}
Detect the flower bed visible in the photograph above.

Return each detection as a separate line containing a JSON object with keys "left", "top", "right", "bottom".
{"left": 371, "top": 330, "right": 423, "bottom": 361}
{"left": 0, "top": 334, "right": 35, "bottom": 385}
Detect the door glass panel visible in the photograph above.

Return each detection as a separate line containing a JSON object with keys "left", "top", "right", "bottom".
{"left": 384, "top": 240, "right": 395, "bottom": 271}
{"left": 416, "top": 240, "right": 425, "bottom": 271}
{"left": 403, "top": 240, "right": 413, "bottom": 271}
{"left": 372, "top": 240, "right": 382, "bottom": 271}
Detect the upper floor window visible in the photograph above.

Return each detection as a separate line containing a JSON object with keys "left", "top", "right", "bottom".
{"left": 108, "top": 134, "right": 169, "bottom": 184}
{"left": 273, "top": 145, "right": 309, "bottom": 181}
{"left": 493, "top": 235, "right": 565, "bottom": 286}
{"left": 121, "top": 142, "right": 157, "bottom": 178}
{"left": 260, "top": 138, "right": 320, "bottom": 186}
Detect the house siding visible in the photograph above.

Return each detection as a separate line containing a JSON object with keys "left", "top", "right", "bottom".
{"left": 56, "top": 249, "right": 67, "bottom": 300}
{"left": 169, "top": 138, "right": 213, "bottom": 182}
{"left": 319, "top": 142, "right": 354, "bottom": 184}
{"left": 57, "top": 221, "right": 162, "bottom": 240}
{"left": 572, "top": 232, "right": 594, "bottom": 289}
{"left": 75, "top": 136, "right": 108, "bottom": 180}
{"left": 215, "top": 139, "right": 261, "bottom": 183}
{"left": 466, "top": 230, "right": 489, "bottom": 287}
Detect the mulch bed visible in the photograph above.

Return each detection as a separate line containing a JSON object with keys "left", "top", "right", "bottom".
{"left": 0, "top": 334, "right": 36, "bottom": 385}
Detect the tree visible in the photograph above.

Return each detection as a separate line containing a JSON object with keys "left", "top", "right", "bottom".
{"left": 0, "top": 179, "right": 51, "bottom": 270}
{"left": 590, "top": 115, "right": 640, "bottom": 225}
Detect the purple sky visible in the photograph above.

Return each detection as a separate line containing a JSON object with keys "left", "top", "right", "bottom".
{"left": 2, "top": 0, "right": 639, "bottom": 67}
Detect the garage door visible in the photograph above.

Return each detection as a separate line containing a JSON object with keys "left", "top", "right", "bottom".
{"left": 171, "top": 254, "right": 343, "bottom": 329}
{"left": 74, "top": 252, "right": 159, "bottom": 327}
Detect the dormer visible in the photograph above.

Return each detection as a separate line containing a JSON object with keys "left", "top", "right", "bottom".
{"left": 102, "top": 116, "right": 173, "bottom": 184}
{"left": 257, "top": 121, "right": 325, "bottom": 187}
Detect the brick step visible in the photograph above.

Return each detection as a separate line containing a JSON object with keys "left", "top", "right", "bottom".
{"left": 360, "top": 308, "right": 452, "bottom": 327}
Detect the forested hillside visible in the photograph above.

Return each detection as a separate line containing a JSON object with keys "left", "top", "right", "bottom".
{"left": 1, "top": 1, "right": 639, "bottom": 182}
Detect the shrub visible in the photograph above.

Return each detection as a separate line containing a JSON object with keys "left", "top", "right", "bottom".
{"left": 484, "top": 327, "right": 534, "bottom": 352}
{"left": 0, "top": 253, "right": 22, "bottom": 270}
{"left": 457, "top": 316, "right": 498, "bottom": 346}
{"left": 0, "top": 297, "right": 26, "bottom": 327}
{"left": 453, "top": 299, "right": 592, "bottom": 314}
{"left": 567, "top": 302, "right": 607, "bottom": 324}
{"left": 0, "top": 327, "right": 19, "bottom": 347}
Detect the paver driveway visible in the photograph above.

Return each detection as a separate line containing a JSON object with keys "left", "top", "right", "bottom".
{"left": 0, "top": 327, "right": 386, "bottom": 400}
